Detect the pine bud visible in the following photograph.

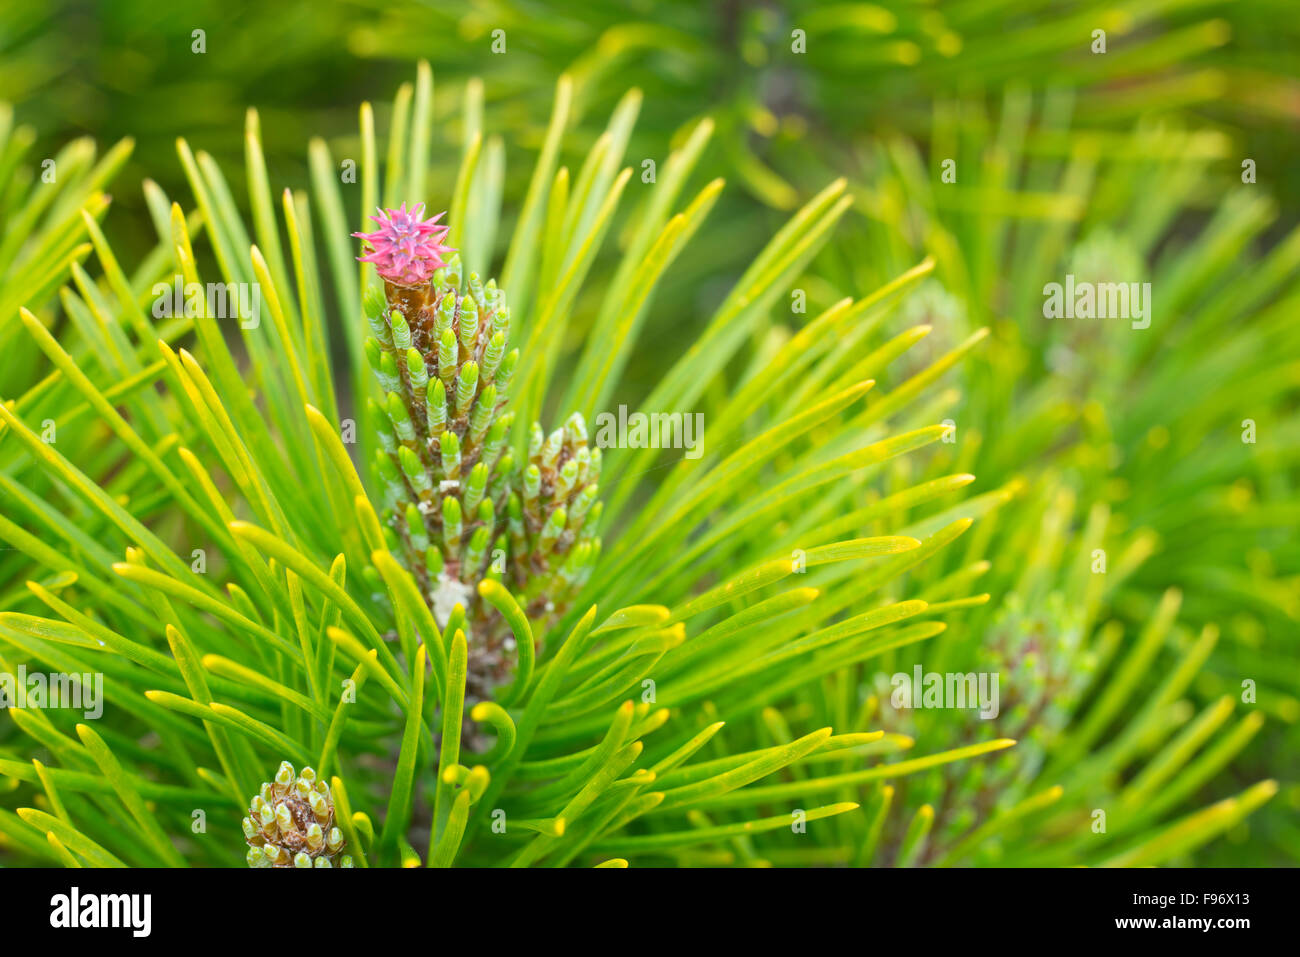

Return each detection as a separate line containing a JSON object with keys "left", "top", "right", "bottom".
{"left": 555, "top": 458, "right": 579, "bottom": 500}
{"left": 386, "top": 392, "right": 415, "bottom": 443}
{"left": 523, "top": 464, "right": 541, "bottom": 504}
{"left": 570, "top": 483, "right": 599, "bottom": 524}
{"left": 363, "top": 284, "right": 389, "bottom": 333}
{"left": 459, "top": 295, "right": 480, "bottom": 353}
{"left": 482, "top": 331, "right": 506, "bottom": 381}
{"left": 566, "top": 411, "right": 588, "bottom": 444}
{"left": 540, "top": 429, "right": 564, "bottom": 472}
{"left": 243, "top": 763, "right": 347, "bottom": 868}
{"left": 390, "top": 309, "right": 412, "bottom": 350}
{"left": 455, "top": 361, "right": 479, "bottom": 417}
{"left": 463, "top": 462, "right": 488, "bottom": 515}
{"left": 305, "top": 822, "right": 325, "bottom": 851}
{"left": 363, "top": 295, "right": 391, "bottom": 348}
{"left": 440, "top": 430, "right": 461, "bottom": 482}
{"left": 400, "top": 445, "right": 432, "bottom": 498}
{"left": 436, "top": 289, "right": 456, "bottom": 338}
{"left": 444, "top": 252, "right": 462, "bottom": 291}
{"left": 469, "top": 384, "right": 497, "bottom": 445}
{"left": 490, "top": 303, "right": 509, "bottom": 338}
{"left": 438, "top": 327, "right": 458, "bottom": 387}
{"left": 379, "top": 350, "right": 401, "bottom": 394}
{"left": 366, "top": 338, "right": 398, "bottom": 392}
{"left": 430, "top": 264, "right": 450, "bottom": 295}
{"left": 406, "top": 348, "right": 429, "bottom": 406}
{"left": 496, "top": 349, "right": 518, "bottom": 399}
{"left": 327, "top": 827, "right": 345, "bottom": 855}
{"left": 443, "top": 496, "right": 463, "bottom": 552}
{"left": 540, "top": 506, "right": 567, "bottom": 554}
{"left": 426, "top": 379, "right": 448, "bottom": 436}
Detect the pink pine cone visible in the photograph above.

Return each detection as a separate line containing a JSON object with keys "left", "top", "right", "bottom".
{"left": 353, "top": 202, "right": 456, "bottom": 286}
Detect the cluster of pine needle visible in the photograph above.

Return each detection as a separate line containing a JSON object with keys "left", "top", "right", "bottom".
{"left": 0, "top": 8, "right": 1294, "bottom": 868}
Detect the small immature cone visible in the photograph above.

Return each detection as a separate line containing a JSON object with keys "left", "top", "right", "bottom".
{"left": 244, "top": 762, "right": 353, "bottom": 868}
{"left": 354, "top": 202, "right": 455, "bottom": 340}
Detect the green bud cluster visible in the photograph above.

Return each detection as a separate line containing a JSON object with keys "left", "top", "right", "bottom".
{"left": 362, "top": 248, "right": 601, "bottom": 698}
{"left": 363, "top": 258, "right": 518, "bottom": 601}
{"left": 244, "top": 762, "right": 353, "bottom": 868}
{"left": 511, "top": 411, "right": 601, "bottom": 621}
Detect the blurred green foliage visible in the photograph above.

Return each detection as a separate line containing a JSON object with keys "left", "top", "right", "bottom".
{"left": 6, "top": 1, "right": 1297, "bottom": 250}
